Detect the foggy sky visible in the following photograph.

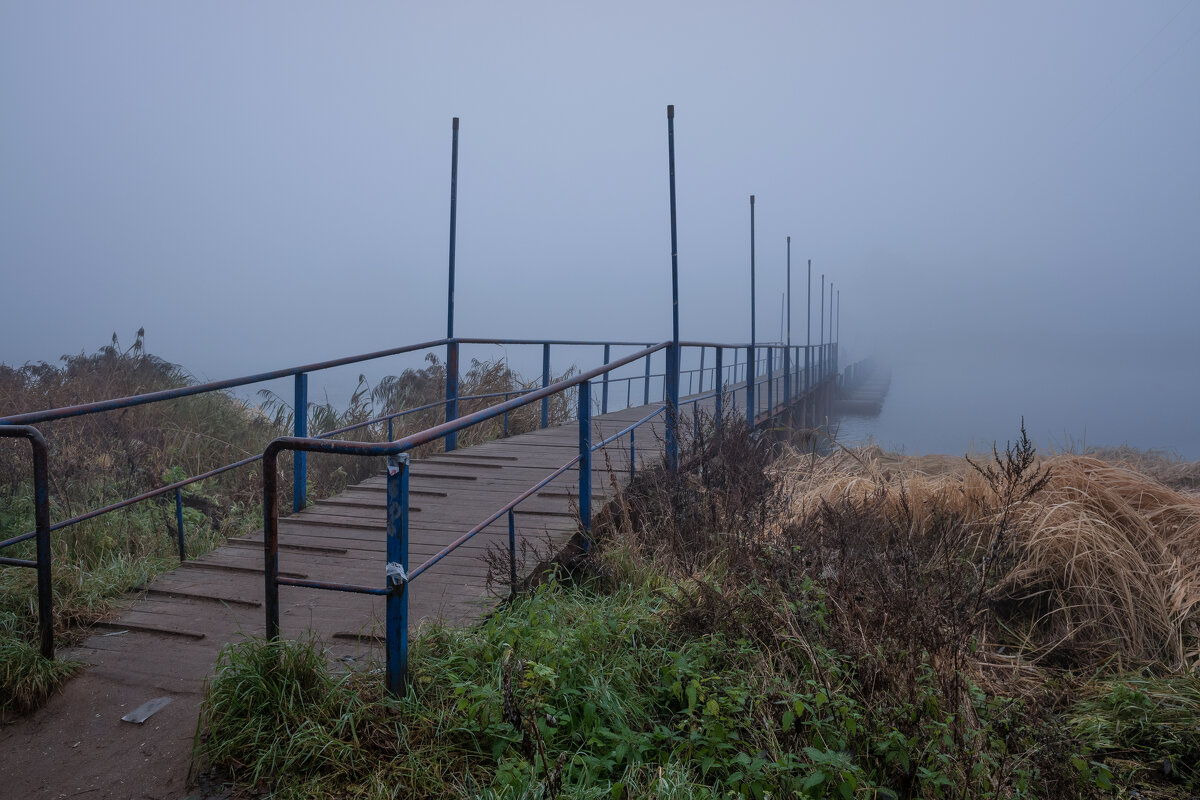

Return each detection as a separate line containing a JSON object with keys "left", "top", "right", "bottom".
{"left": 2, "top": 2, "right": 1198, "bottom": 455}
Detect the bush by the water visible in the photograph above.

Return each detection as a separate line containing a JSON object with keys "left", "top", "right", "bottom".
{"left": 197, "top": 419, "right": 1200, "bottom": 798}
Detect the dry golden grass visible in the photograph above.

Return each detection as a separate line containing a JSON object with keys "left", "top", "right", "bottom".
{"left": 772, "top": 443, "right": 1200, "bottom": 673}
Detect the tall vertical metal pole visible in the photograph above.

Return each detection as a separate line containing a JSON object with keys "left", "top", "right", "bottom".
{"left": 445, "top": 117, "right": 461, "bottom": 452}
{"left": 665, "top": 105, "right": 681, "bottom": 472}
{"left": 750, "top": 195, "right": 756, "bottom": 351}
{"left": 806, "top": 259, "right": 812, "bottom": 394}
{"left": 830, "top": 285, "right": 836, "bottom": 378}
{"left": 787, "top": 239, "right": 792, "bottom": 350}
{"left": 747, "top": 195, "right": 756, "bottom": 424}
{"left": 836, "top": 289, "right": 841, "bottom": 374}
{"left": 292, "top": 373, "right": 307, "bottom": 512}
{"left": 820, "top": 274, "right": 825, "bottom": 385}
{"left": 786, "top": 237, "right": 792, "bottom": 403}
{"left": 827, "top": 281, "right": 832, "bottom": 383}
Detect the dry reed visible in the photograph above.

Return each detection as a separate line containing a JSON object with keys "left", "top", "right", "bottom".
{"left": 772, "top": 443, "right": 1200, "bottom": 672}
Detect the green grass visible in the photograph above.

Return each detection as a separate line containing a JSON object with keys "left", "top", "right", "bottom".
{"left": 0, "top": 613, "right": 79, "bottom": 715}
{"left": 199, "top": 570, "right": 1050, "bottom": 799}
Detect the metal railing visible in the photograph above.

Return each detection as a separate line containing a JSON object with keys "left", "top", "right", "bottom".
{"left": 1, "top": 335, "right": 838, "bottom": 663}
{"left": 260, "top": 338, "right": 841, "bottom": 694}
{"left": 0, "top": 425, "right": 53, "bottom": 659}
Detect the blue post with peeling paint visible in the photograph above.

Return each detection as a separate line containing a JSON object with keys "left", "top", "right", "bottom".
{"left": 507, "top": 509, "right": 517, "bottom": 597}
{"left": 714, "top": 347, "right": 723, "bottom": 430}
{"left": 629, "top": 426, "right": 636, "bottom": 481}
{"left": 386, "top": 453, "right": 409, "bottom": 696}
{"left": 767, "top": 346, "right": 774, "bottom": 421}
{"left": 643, "top": 352, "right": 651, "bottom": 407}
{"left": 746, "top": 345, "right": 755, "bottom": 427}
{"left": 601, "top": 344, "right": 610, "bottom": 414}
{"left": 665, "top": 344, "right": 679, "bottom": 471}
{"left": 541, "top": 343, "right": 551, "bottom": 429}
{"left": 577, "top": 381, "right": 592, "bottom": 545}
{"left": 174, "top": 487, "right": 186, "bottom": 562}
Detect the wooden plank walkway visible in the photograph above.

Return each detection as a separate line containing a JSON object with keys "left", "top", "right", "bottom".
{"left": 0, "top": 371, "right": 809, "bottom": 798}
{"left": 80, "top": 401, "right": 676, "bottom": 680}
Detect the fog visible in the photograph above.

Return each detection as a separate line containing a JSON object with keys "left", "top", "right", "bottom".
{"left": 2, "top": 3, "right": 1198, "bottom": 455}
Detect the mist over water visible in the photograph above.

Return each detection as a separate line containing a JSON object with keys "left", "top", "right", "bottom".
{"left": 836, "top": 352, "right": 1200, "bottom": 460}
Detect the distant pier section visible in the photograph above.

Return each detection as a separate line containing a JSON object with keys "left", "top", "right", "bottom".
{"left": 838, "top": 358, "right": 891, "bottom": 416}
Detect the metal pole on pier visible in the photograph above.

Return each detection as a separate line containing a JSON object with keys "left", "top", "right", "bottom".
{"left": 665, "top": 105, "right": 681, "bottom": 472}
{"left": 830, "top": 282, "right": 835, "bottom": 378}
{"left": 785, "top": 238, "right": 792, "bottom": 405}
{"left": 747, "top": 195, "right": 756, "bottom": 425}
{"left": 445, "top": 117, "right": 461, "bottom": 452}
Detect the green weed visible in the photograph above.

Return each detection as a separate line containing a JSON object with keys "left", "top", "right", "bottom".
{"left": 1069, "top": 673, "right": 1200, "bottom": 786}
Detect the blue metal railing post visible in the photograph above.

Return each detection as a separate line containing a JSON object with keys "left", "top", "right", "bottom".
{"left": 767, "top": 346, "right": 774, "bottom": 421}
{"left": 264, "top": 452, "right": 281, "bottom": 641}
{"left": 174, "top": 487, "right": 186, "bottom": 562}
{"left": 386, "top": 453, "right": 410, "bottom": 696}
{"left": 698, "top": 346, "right": 706, "bottom": 393}
{"left": 0, "top": 426, "right": 54, "bottom": 658}
{"left": 445, "top": 340, "right": 460, "bottom": 451}
{"left": 629, "top": 427, "right": 636, "bottom": 481}
{"left": 643, "top": 352, "right": 651, "bottom": 407}
{"left": 601, "top": 344, "right": 611, "bottom": 414}
{"left": 31, "top": 430, "right": 52, "bottom": 658}
{"left": 665, "top": 344, "right": 679, "bottom": 472}
{"left": 746, "top": 345, "right": 755, "bottom": 427}
{"left": 541, "top": 344, "right": 551, "bottom": 429}
{"left": 714, "top": 347, "right": 723, "bottom": 430}
{"left": 293, "top": 373, "right": 307, "bottom": 512}
{"left": 577, "top": 381, "right": 592, "bottom": 544}
{"left": 507, "top": 509, "right": 517, "bottom": 597}
{"left": 784, "top": 345, "right": 791, "bottom": 411}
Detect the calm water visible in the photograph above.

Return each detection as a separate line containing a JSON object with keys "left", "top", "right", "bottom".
{"left": 833, "top": 356, "right": 1200, "bottom": 460}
